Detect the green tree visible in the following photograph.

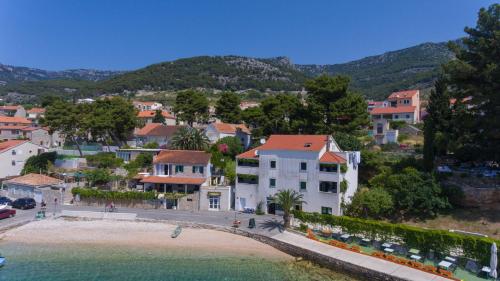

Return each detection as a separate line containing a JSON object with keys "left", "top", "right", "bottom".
{"left": 223, "top": 160, "right": 236, "bottom": 185}
{"left": 346, "top": 187, "right": 393, "bottom": 219}
{"left": 84, "top": 168, "right": 112, "bottom": 187}
{"left": 215, "top": 91, "right": 241, "bottom": 123}
{"left": 210, "top": 136, "right": 244, "bottom": 168}
{"left": 443, "top": 4, "right": 500, "bottom": 161}
{"left": 43, "top": 100, "right": 88, "bottom": 157}
{"left": 170, "top": 127, "right": 210, "bottom": 150}
{"left": 21, "top": 152, "right": 57, "bottom": 174}
{"left": 143, "top": 142, "right": 159, "bottom": 149}
{"left": 173, "top": 90, "right": 209, "bottom": 126}
{"left": 272, "top": 189, "right": 305, "bottom": 228}
{"left": 259, "top": 93, "right": 305, "bottom": 135}
{"left": 152, "top": 109, "right": 166, "bottom": 124}
{"left": 333, "top": 132, "right": 362, "bottom": 151}
{"left": 85, "top": 152, "right": 123, "bottom": 169}
{"left": 241, "top": 106, "right": 265, "bottom": 137}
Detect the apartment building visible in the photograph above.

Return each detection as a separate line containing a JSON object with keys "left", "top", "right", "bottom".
{"left": 235, "top": 135, "right": 360, "bottom": 216}
{"left": 0, "top": 140, "right": 44, "bottom": 179}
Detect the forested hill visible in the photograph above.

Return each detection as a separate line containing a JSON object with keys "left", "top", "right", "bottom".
{"left": 94, "top": 56, "right": 308, "bottom": 92}
{"left": 296, "top": 42, "right": 455, "bottom": 100}
{"left": 0, "top": 41, "right": 456, "bottom": 100}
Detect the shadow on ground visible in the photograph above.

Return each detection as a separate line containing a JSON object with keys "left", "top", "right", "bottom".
{"left": 259, "top": 219, "right": 284, "bottom": 233}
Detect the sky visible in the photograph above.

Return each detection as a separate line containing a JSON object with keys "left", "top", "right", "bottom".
{"left": 0, "top": 0, "right": 497, "bottom": 71}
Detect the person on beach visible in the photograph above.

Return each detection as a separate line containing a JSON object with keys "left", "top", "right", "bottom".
{"left": 41, "top": 200, "right": 47, "bottom": 217}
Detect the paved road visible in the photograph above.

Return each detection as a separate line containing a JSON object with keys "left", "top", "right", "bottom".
{"left": 0, "top": 204, "right": 285, "bottom": 236}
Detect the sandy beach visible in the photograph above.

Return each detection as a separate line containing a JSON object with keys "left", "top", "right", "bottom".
{"left": 0, "top": 219, "right": 292, "bottom": 260}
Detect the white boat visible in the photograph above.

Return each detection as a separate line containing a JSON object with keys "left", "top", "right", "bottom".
{"left": 0, "top": 257, "right": 5, "bottom": 267}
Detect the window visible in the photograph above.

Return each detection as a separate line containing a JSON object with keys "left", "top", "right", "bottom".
{"left": 199, "top": 166, "right": 204, "bottom": 174}
{"left": 11, "top": 150, "right": 16, "bottom": 155}
{"left": 300, "top": 162, "right": 307, "bottom": 171}
{"left": 237, "top": 159, "right": 259, "bottom": 167}
{"left": 319, "top": 181, "right": 337, "bottom": 193}
{"left": 377, "top": 123, "right": 383, "bottom": 134}
{"left": 300, "top": 181, "right": 307, "bottom": 191}
{"left": 11, "top": 160, "right": 15, "bottom": 166}
{"left": 175, "top": 165, "right": 184, "bottom": 173}
{"left": 269, "top": 178, "right": 276, "bottom": 188}
{"left": 394, "top": 115, "right": 399, "bottom": 119}
{"left": 164, "top": 165, "right": 170, "bottom": 175}
{"left": 403, "top": 99, "right": 410, "bottom": 104}
{"left": 237, "top": 174, "right": 258, "bottom": 184}
{"left": 192, "top": 166, "right": 204, "bottom": 174}
{"left": 270, "top": 160, "right": 276, "bottom": 169}
{"left": 406, "top": 114, "right": 410, "bottom": 119}
{"left": 321, "top": 207, "right": 332, "bottom": 215}
{"left": 320, "top": 164, "right": 338, "bottom": 173}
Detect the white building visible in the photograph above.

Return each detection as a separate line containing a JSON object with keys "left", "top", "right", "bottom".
{"left": 205, "top": 122, "right": 252, "bottom": 149}
{"left": 235, "top": 135, "right": 360, "bottom": 216}
{"left": 0, "top": 140, "right": 44, "bottom": 179}
{"left": 133, "top": 101, "right": 163, "bottom": 111}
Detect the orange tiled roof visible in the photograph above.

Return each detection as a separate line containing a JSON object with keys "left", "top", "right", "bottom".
{"left": 0, "top": 140, "right": 29, "bottom": 153}
{"left": 212, "top": 122, "right": 250, "bottom": 134}
{"left": 370, "top": 106, "right": 416, "bottom": 115}
{"left": 140, "top": 176, "right": 206, "bottom": 185}
{"left": 153, "top": 150, "right": 211, "bottom": 165}
{"left": 236, "top": 147, "right": 259, "bottom": 159}
{"left": 5, "top": 173, "right": 63, "bottom": 186}
{"left": 259, "top": 135, "right": 329, "bottom": 151}
{"left": 27, "top": 107, "right": 46, "bottom": 114}
{"left": 136, "top": 123, "right": 181, "bottom": 137}
{"left": 320, "top": 151, "right": 346, "bottom": 164}
{"left": 137, "top": 110, "right": 174, "bottom": 119}
{"left": 0, "top": 116, "right": 32, "bottom": 124}
{"left": 388, "top": 90, "right": 419, "bottom": 99}
{"left": 0, "top": 105, "right": 21, "bottom": 111}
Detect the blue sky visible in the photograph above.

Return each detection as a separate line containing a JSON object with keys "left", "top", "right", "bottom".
{"left": 0, "top": 0, "right": 496, "bottom": 70}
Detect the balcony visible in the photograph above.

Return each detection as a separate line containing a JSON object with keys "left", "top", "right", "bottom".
{"left": 236, "top": 166, "right": 259, "bottom": 175}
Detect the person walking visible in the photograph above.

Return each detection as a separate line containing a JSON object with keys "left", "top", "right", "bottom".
{"left": 53, "top": 197, "right": 58, "bottom": 216}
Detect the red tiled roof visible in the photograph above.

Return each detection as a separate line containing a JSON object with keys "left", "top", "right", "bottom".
{"left": 5, "top": 173, "right": 63, "bottom": 186}
{"left": 0, "top": 140, "right": 29, "bottom": 153}
{"left": 388, "top": 90, "right": 419, "bottom": 99}
{"left": 370, "top": 106, "right": 416, "bottom": 115}
{"left": 259, "top": 135, "right": 329, "bottom": 151}
{"left": 450, "top": 96, "right": 473, "bottom": 105}
{"left": 153, "top": 150, "right": 211, "bottom": 165}
{"left": 236, "top": 147, "right": 259, "bottom": 159}
{"left": 320, "top": 151, "right": 346, "bottom": 164}
{"left": 0, "top": 116, "right": 32, "bottom": 124}
{"left": 140, "top": 176, "right": 206, "bottom": 185}
{"left": 211, "top": 122, "right": 250, "bottom": 134}
{"left": 136, "top": 123, "right": 181, "bottom": 137}
{"left": 0, "top": 105, "right": 21, "bottom": 111}
{"left": 27, "top": 108, "right": 45, "bottom": 114}
{"left": 137, "top": 110, "right": 174, "bottom": 119}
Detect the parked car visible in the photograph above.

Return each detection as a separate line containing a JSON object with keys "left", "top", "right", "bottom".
{"left": 0, "top": 209, "right": 16, "bottom": 219}
{"left": 12, "top": 198, "right": 36, "bottom": 210}
{"left": 0, "top": 197, "right": 12, "bottom": 206}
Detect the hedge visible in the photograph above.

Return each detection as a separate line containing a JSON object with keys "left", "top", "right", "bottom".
{"left": 72, "top": 188, "right": 156, "bottom": 200}
{"left": 292, "top": 211, "right": 499, "bottom": 264}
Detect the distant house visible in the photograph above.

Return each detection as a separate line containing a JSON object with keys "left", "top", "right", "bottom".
{"left": 77, "top": 98, "right": 95, "bottom": 104}
{"left": 239, "top": 101, "right": 260, "bottom": 110}
{"left": 367, "top": 101, "right": 388, "bottom": 112}
{"left": 137, "top": 110, "right": 176, "bottom": 126}
{"left": 135, "top": 123, "right": 182, "bottom": 148}
{"left": 369, "top": 90, "right": 421, "bottom": 124}
{"left": 0, "top": 105, "right": 26, "bottom": 118}
{"left": 0, "top": 140, "right": 44, "bottom": 179}
{"left": 0, "top": 116, "right": 32, "bottom": 127}
{"left": 0, "top": 126, "right": 63, "bottom": 148}
{"left": 205, "top": 122, "right": 251, "bottom": 148}
{"left": 115, "top": 148, "right": 162, "bottom": 163}
{"left": 140, "top": 150, "right": 231, "bottom": 211}
{"left": 133, "top": 101, "right": 163, "bottom": 111}
{"left": 26, "top": 108, "right": 46, "bottom": 125}
{"left": 4, "top": 173, "right": 64, "bottom": 203}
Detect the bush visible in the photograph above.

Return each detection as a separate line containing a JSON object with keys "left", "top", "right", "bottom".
{"left": 21, "top": 152, "right": 57, "bottom": 174}
{"left": 299, "top": 223, "right": 308, "bottom": 232}
{"left": 72, "top": 187, "right": 156, "bottom": 200}
{"left": 292, "top": 210, "right": 499, "bottom": 264}
{"left": 143, "top": 142, "right": 159, "bottom": 149}
{"left": 340, "top": 164, "right": 348, "bottom": 173}
{"left": 390, "top": 120, "right": 407, "bottom": 130}
{"left": 85, "top": 152, "right": 123, "bottom": 169}
{"left": 397, "top": 133, "right": 409, "bottom": 142}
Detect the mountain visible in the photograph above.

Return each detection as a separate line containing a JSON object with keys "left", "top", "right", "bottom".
{"left": 296, "top": 41, "right": 455, "bottom": 100}
{"left": 0, "top": 40, "right": 456, "bottom": 100}
{"left": 93, "top": 56, "right": 308, "bottom": 93}
{"left": 0, "top": 63, "right": 124, "bottom": 84}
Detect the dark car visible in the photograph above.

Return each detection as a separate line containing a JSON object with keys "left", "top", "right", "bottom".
{"left": 0, "top": 197, "right": 12, "bottom": 206}
{"left": 12, "top": 198, "right": 36, "bottom": 210}
{"left": 0, "top": 209, "right": 16, "bottom": 219}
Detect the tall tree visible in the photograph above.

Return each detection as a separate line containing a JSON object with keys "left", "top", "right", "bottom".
{"left": 272, "top": 189, "right": 305, "bottom": 228}
{"left": 215, "top": 91, "right": 241, "bottom": 123}
{"left": 173, "top": 90, "right": 209, "bottom": 126}
{"left": 170, "top": 127, "right": 210, "bottom": 150}
{"left": 152, "top": 109, "right": 166, "bottom": 124}
{"left": 43, "top": 100, "right": 88, "bottom": 157}
{"left": 259, "top": 93, "right": 305, "bottom": 135}
{"left": 443, "top": 4, "right": 500, "bottom": 161}
{"left": 305, "top": 75, "right": 368, "bottom": 134}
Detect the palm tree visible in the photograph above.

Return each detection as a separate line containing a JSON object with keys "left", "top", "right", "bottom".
{"left": 170, "top": 126, "right": 209, "bottom": 150}
{"left": 272, "top": 189, "right": 306, "bottom": 228}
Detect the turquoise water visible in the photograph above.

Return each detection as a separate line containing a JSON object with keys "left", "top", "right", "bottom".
{"left": 0, "top": 242, "right": 357, "bottom": 281}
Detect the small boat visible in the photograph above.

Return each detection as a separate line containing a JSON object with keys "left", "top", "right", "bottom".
{"left": 0, "top": 256, "right": 5, "bottom": 267}
{"left": 171, "top": 226, "right": 182, "bottom": 238}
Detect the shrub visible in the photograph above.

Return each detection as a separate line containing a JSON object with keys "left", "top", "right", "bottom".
{"left": 390, "top": 120, "right": 407, "bottom": 130}
{"left": 299, "top": 223, "right": 308, "bottom": 232}
{"left": 397, "top": 133, "right": 409, "bottom": 142}
{"left": 72, "top": 187, "right": 156, "bottom": 200}
{"left": 340, "top": 164, "right": 348, "bottom": 173}
{"left": 85, "top": 152, "right": 123, "bottom": 169}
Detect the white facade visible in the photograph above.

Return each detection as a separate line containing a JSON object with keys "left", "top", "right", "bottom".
{"left": 0, "top": 141, "right": 44, "bottom": 179}
{"left": 205, "top": 123, "right": 252, "bottom": 149}
{"left": 235, "top": 137, "right": 359, "bottom": 216}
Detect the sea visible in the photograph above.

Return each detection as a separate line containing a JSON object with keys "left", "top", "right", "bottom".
{"left": 0, "top": 242, "right": 358, "bottom": 281}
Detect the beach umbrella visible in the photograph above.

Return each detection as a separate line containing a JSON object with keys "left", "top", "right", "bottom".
{"left": 491, "top": 242, "right": 498, "bottom": 279}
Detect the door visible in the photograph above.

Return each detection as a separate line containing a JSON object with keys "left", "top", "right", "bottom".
{"left": 208, "top": 196, "right": 220, "bottom": 211}
{"left": 239, "top": 197, "right": 246, "bottom": 210}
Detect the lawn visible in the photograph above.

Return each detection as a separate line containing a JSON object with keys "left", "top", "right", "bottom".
{"left": 402, "top": 208, "right": 500, "bottom": 239}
